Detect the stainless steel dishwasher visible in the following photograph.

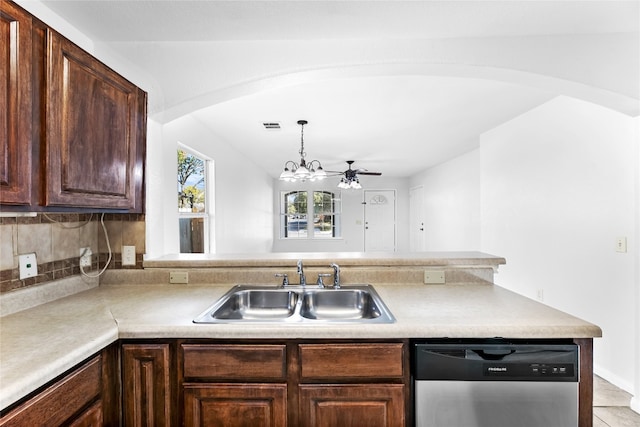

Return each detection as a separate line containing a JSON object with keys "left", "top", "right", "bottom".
{"left": 413, "top": 339, "right": 579, "bottom": 427}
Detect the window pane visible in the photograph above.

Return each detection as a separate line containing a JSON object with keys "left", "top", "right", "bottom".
{"left": 179, "top": 218, "right": 205, "bottom": 253}
{"left": 178, "top": 149, "right": 208, "bottom": 253}
{"left": 178, "top": 149, "right": 206, "bottom": 213}
{"left": 283, "top": 191, "right": 308, "bottom": 238}
{"left": 313, "top": 191, "right": 341, "bottom": 238}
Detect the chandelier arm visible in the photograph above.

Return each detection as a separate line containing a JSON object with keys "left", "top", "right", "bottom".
{"left": 283, "top": 160, "right": 299, "bottom": 170}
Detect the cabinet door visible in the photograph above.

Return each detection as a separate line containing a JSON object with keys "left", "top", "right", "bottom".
{"left": 122, "top": 344, "right": 172, "bottom": 427}
{"left": 0, "top": 0, "right": 32, "bottom": 205}
{"left": 299, "top": 384, "right": 405, "bottom": 427}
{"left": 183, "top": 383, "right": 287, "bottom": 427}
{"left": 44, "top": 29, "right": 145, "bottom": 210}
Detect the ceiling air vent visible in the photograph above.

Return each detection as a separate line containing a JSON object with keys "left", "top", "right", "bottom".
{"left": 263, "top": 122, "right": 281, "bottom": 130}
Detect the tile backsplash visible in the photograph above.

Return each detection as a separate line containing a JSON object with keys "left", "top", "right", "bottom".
{"left": 0, "top": 213, "right": 145, "bottom": 293}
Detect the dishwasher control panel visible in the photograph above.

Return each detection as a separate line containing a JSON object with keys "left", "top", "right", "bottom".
{"left": 483, "top": 362, "right": 575, "bottom": 378}
{"left": 414, "top": 340, "right": 579, "bottom": 382}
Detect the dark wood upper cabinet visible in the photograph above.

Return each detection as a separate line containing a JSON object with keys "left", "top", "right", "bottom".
{"left": 0, "top": 0, "right": 146, "bottom": 212}
{"left": 43, "top": 29, "right": 145, "bottom": 211}
{"left": 0, "top": 0, "right": 33, "bottom": 205}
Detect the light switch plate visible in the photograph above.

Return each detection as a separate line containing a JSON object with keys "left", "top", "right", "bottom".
{"left": 19, "top": 253, "right": 38, "bottom": 280}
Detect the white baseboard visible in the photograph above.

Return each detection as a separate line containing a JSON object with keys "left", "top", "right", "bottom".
{"left": 593, "top": 363, "right": 635, "bottom": 394}
{"left": 631, "top": 396, "right": 640, "bottom": 414}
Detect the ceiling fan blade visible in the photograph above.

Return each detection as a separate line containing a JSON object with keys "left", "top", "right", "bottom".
{"left": 357, "top": 171, "right": 382, "bottom": 176}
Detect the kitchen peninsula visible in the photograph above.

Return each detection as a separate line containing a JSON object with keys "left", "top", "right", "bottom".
{"left": 0, "top": 252, "right": 601, "bottom": 426}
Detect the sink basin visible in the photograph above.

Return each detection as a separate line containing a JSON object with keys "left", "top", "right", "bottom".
{"left": 193, "top": 285, "right": 395, "bottom": 324}
{"left": 300, "top": 289, "right": 383, "bottom": 320}
{"left": 194, "top": 289, "right": 298, "bottom": 321}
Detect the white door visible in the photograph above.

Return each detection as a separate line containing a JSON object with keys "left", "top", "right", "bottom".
{"left": 364, "top": 190, "right": 396, "bottom": 252}
{"left": 409, "top": 186, "right": 425, "bottom": 251}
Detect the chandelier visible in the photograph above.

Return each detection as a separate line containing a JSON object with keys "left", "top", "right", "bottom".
{"left": 279, "top": 120, "right": 327, "bottom": 182}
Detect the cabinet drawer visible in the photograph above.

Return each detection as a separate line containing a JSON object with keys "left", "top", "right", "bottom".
{"left": 0, "top": 356, "right": 102, "bottom": 426}
{"left": 299, "top": 343, "right": 404, "bottom": 380}
{"left": 182, "top": 344, "right": 286, "bottom": 380}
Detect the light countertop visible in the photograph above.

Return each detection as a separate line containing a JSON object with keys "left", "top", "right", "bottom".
{"left": 0, "top": 281, "right": 601, "bottom": 411}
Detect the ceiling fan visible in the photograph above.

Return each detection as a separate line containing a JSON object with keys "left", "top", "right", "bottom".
{"left": 327, "top": 160, "right": 382, "bottom": 189}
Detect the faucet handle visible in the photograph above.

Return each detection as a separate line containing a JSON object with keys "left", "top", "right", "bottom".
{"left": 316, "top": 273, "right": 332, "bottom": 288}
{"left": 275, "top": 273, "right": 289, "bottom": 287}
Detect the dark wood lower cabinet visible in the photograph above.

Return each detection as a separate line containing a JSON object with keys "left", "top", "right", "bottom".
{"left": 122, "top": 343, "right": 172, "bottom": 427}
{"left": 299, "top": 384, "right": 405, "bottom": 427}
{"left": 175, "top": 340, "right": 408, "bottom": 427}
{"left": 0, "top": 345, "right": 119, "bottom": 427}
{"left": 183, "top": 383, "right": 288, "bottom": 427}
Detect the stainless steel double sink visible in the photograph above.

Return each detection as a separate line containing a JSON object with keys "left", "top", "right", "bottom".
{"left": 193, "top": 284, "right": 395, "bottom": 324}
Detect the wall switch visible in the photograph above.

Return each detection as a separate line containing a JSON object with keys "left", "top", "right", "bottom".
{"left": 615, "top": 237, "right": 627, "bottom": 253}
{"left": 122, "top": 245, "right": 136, "bottom": 266}
{"left": 424, "top": 270, "right": 445, "bottom": 284}
{"left": 79, "top": 247, "right": 92, "bottom": 268}
{"left": 170, "top": 271, "right": 189, "bottom": 284}
{"left": 19, "top": 253, "right": 38, "bottom": 280}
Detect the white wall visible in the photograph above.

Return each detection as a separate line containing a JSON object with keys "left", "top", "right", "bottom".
{"left": 272, "top": 177, "right": 410, "bottom": 253}
{"left": 409, "top": 96, "right": 639, "bottom": 403}
{"left": 144, "top": 119, "right": 166, "bottom": 258}
{"left": 162, "top": 116, "right": 274, "bottom": 254}
{"left": 409, "top": 149, "right": 481, "bottom": 251}
{"left": 480, "top": 96, "right": 637, "bottom": 394}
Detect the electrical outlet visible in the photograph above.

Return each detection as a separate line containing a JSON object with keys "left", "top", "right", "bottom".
{"left": 122, "top": 245, "right": 136, "bottom": 266}
{"left": 19, "top": 253, "right": 38, "bottom": 279}
{"left": 615, "top": 237, "right": 627, "bottom": 253}
{"left": 79, "top": 247, "right": 92, "bottom": 268}
{"left": 170, "top": 271, "right": 189, "bottom": 284}
{"left": 424, "top": 270, "right": 445, "bottom": 284}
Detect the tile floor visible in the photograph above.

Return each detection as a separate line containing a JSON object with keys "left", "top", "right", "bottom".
{"left": 593, "top": 375, "right": 640, "bottom": 427}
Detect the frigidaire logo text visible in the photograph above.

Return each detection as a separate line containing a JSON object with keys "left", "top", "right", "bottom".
{"left": 487, "top": 366, "right": 507, "bottom": 372}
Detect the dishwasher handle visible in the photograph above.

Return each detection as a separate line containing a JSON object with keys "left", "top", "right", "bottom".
{"left": 472, "top": 349, "right": 516, "bottom": 360}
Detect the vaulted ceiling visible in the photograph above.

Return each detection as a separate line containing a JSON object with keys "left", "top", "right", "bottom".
{"left": 35, "top": 0, "right": 639, "bottom": 177}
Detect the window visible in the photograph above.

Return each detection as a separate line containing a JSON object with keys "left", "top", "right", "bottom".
{"left": 178, "top": 148, "right": 210, "bottom": 253}
{"left": 281, "top": 190, "right": 341, "bottom": 239}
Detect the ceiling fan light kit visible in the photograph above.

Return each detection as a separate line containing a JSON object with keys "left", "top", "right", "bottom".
{"left": 279, "top": 120, "right": 327, "bottom": 183}
{"left": 338, "top": 178, "right": 362, "bottom": 189}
